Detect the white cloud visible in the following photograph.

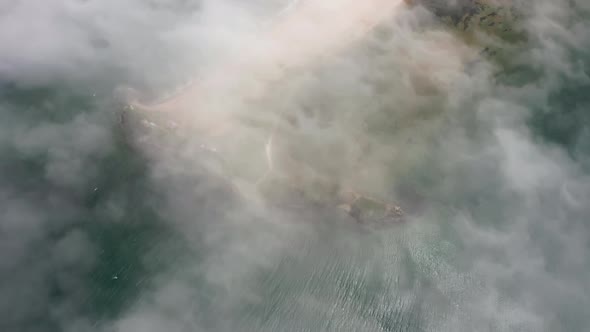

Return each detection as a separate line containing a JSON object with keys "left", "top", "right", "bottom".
{"left": 1, "top": 0, "right": 589, "bottom": 331}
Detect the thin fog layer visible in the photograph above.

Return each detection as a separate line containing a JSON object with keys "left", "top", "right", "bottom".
{"left": 0, "top": 1, "right": 589, "bottom": 332}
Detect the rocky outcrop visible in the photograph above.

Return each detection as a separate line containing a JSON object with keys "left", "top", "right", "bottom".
{"left": 411, "top": 0, "right": 525, "bottom": 62}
